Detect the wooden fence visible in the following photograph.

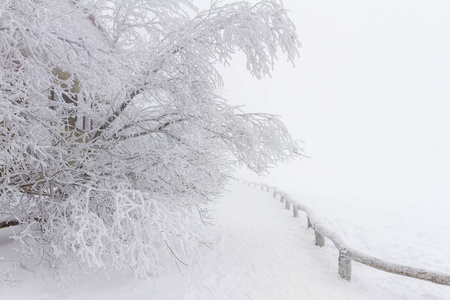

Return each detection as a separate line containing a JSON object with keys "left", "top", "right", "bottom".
{"left": 234, "top": 178, "right": 450, "bottom": 286}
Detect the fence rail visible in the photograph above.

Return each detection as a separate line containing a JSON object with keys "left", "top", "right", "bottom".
{"left": 234, "top": 178, "right": 450, "bottom": 286}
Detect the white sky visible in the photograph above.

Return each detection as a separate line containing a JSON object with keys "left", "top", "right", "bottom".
{"left": 196, "top": 0, "right": 450, "bottom": 205}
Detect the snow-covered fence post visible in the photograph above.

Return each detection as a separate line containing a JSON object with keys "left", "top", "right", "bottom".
{"left": 338, "top": 251, "right": 352, "bottom": 281}
{"left": 273, "top": 189, "right": 278, "bottom": 198}
{"left": 307, "top": 217, "right": 312, "bottom": 228}
{"left": 285, "top": 198, "right": 291, "bottom": 210}
{"left": 315, "top": 230, "right": 325, "bottom": 247}
{"left": 280, "top": 193, "right": 285, "bottom": 203}
{"left": 293, "top": 205, "right": 299, "bottom": 218}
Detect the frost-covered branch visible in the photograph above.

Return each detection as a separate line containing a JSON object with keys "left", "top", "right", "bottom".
{"left": 0, "top": 0, "right": 301, "bottom": 280}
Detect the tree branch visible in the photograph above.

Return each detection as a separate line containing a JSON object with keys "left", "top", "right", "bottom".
{"left": 92, "top": 90, "right": 138, "bottom": 140}
{"left": 0, "top": 219, "right": 19, "bottom": 229}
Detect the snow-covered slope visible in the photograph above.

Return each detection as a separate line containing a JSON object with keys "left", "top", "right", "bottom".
{"left": 1, "top": 182, "right": 449, "bottom": 299}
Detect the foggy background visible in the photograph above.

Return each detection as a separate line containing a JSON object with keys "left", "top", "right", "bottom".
{"left": 199, "top": 0, "right": 450, "bottom": 208}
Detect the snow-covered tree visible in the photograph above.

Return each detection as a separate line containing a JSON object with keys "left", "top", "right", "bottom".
{"left": 0, "top": 0, "right": 300, "bottom": 278}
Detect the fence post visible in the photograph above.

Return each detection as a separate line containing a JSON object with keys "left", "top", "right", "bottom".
{"left": 293, "top": 205, "right": 299, "bottom": 218}
{"left": 315, "top": 230, "right": 325, "bottom": 247}
{"left": 285, "top": 199, "right": 291, "bottom": 210}
{"left": 273, "top": 189, "right": 277, "bottom": 198}
{"left": 307, "top": 217, "right": 312, "bottom": 228}
{"left": 280, "top": 194, "right": 285, "bottom": 203}
{"left": 338, "top": 251, "right": 352, "bottom": 281}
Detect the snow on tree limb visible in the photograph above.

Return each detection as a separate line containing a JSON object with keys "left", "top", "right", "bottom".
{"left": 0, "top": 0, "right": 301, "bottom": 280}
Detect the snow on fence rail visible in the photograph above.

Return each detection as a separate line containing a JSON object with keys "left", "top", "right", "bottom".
{"left": 233, "top": 178, "right": 450, "bottom": 286}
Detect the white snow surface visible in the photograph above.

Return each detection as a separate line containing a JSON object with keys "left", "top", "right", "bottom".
{"left": 1, "top": 182, "right": 449, "bottom": 299}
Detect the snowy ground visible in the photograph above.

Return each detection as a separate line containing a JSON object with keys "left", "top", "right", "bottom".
{"left": 1, "top": 182, "right": 449, "bottom": 299}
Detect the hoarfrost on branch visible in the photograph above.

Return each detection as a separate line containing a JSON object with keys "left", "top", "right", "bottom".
{"left": 0, "top": 0, "right": 301, "bottom": 278}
